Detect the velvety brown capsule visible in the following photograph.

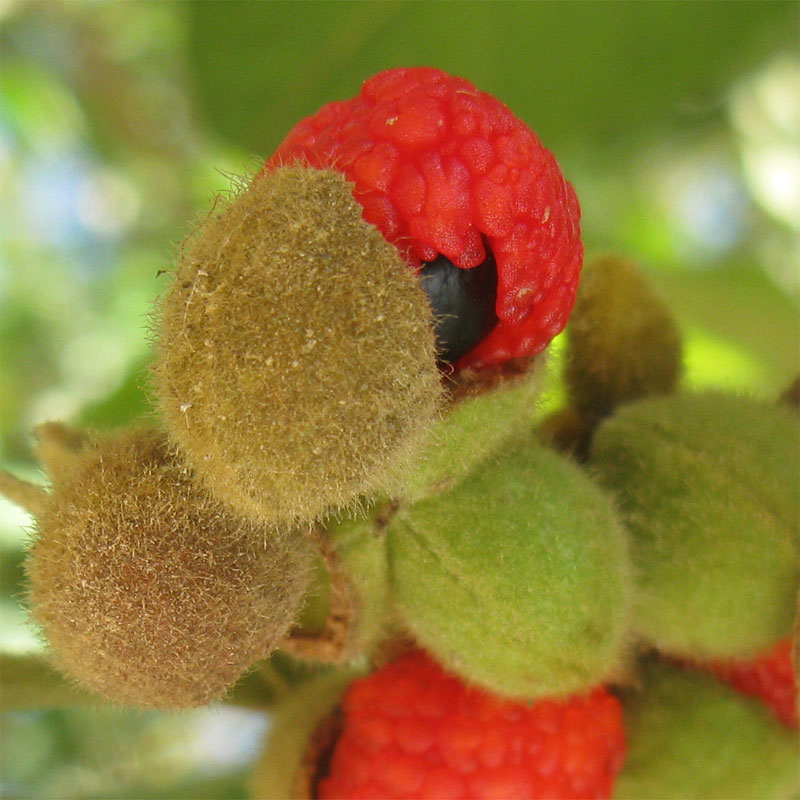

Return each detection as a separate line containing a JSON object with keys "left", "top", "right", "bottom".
{"left": 153, "top": 166, "right": 442, "bottom": 526}
{"left": 26, "top": 428, "right": 311, "bottom": 709}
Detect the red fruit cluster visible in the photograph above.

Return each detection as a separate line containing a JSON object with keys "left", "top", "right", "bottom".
{"left": 708, "top": 638, "right": 798, "bottom": 728}
{"left": 264, "top": 67, "right": 583, "bottom": 371}
{"left": 317, "top": 650, "right": 626, "bottom": 800}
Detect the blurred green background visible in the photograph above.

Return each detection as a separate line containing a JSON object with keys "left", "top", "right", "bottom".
{"left": 1, "top": 1, "right": 798, "bottom": 797}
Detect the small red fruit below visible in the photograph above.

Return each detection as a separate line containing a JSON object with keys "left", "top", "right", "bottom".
{"left": 707, "top": 637, "right": 798, "bottom": 728}
{"left": 317, "top": 649, "right": 626, "bottom": 800}
{"left": 265, "top": 67, "right": 583, "bottom": 371}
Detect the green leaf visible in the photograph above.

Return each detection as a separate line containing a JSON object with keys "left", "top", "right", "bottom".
{"left": 77, "top": 356, "right": 153, "bottom": 430}
{"left": 650, "top": 266, "right": 800, "bottom": 396}
{"left": 185, "top": 1, "right": 796, "bottom": 157}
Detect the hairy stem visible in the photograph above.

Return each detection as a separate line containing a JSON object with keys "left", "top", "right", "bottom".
{"left": 0, "top": 471, "right": 47, "bottom": 516}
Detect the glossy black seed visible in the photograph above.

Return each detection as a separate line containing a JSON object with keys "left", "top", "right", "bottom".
{"left": 419, "top": 250, "right": 499, "bottom": 365}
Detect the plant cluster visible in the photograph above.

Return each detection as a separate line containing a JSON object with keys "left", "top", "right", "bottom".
{"left": 2, "top": 67, "right": 797, "bottom": 799}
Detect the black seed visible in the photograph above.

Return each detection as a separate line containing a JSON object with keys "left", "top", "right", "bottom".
{"left": 419, "top": 249, "right": 499, "bottom": 365}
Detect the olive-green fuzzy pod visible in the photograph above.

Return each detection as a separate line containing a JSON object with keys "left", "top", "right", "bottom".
{"left": 565, "top": 255, "right": 682, "bottom": 420}
{"left": 387, "top": 432, "right": 632, "bottom": 699}
{"left": 615, "top": 660, "right": 800, "bottom": 799}
{"left": 154, "top": 166, "right": 442, "bottom": 527}
{"left": 27, "top": 428, "right": 311, "bottom": 709}
{"left": 591, "top": 392, "right": 800, "bottom": 660}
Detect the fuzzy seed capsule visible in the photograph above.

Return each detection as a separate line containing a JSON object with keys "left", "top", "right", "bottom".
{"left": 25, "top": 427, "right": 311, "bottom": 709}
{"left": 153, "top": 166, "right": 442, "bottom": 527}
{"left": 591, "top": 392, "right": 800, "bottom": 660}
{"left": 565, "top": 255, "right": 683, "bottom": 420}
{"left": 387, "top": 431, "right": 632, "bottom": 699}
{"left": 615, "top": 660, "right": 800, "bottom": 799}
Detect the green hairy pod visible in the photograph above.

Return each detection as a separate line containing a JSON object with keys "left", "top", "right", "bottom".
{"left": 591, "top": 392, "right": 800, "bottom": 659}
{"left": 401, "top": 356, "right": 546, "bottom": 503}
{"left": 387, "top": 432, "right": 632, "bottom": 699}
{"left": 616, "top": 660, "right": 800, "bottom": 799}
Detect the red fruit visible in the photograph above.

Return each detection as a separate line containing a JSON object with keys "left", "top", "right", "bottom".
{"left": 316, "top": 650, "right": 626, "bottom": 800}
{"left": 264, "top": 67, "right": 583, "bottom": 372}
{"left": 707, "top": 638, "right": 799, "bottom": 728}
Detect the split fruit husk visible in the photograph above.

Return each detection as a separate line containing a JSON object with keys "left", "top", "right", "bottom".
{"left": 323, "top": 511, "right": 395, "bottom": 659}
{"left": 249, "top": 668, "right": 362, "bottom": 800}
{"left": 285, "top": 512, "right": 395, "bottom": 664}
{"left": 591, "top": 391, "right": 799, "bottom": 660}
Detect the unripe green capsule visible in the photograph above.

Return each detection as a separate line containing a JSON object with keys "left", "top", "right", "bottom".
{"left": 387, "top": 432, "right": 632, "bottom": 699}
{"left": 400, "top": 355, "right": 546, "bottom": 503}
{"left": 591, "top": 392, "right": 800, "bottom": 659}
{"left": 615, "top": 660, "right": 800, "bottom": 799}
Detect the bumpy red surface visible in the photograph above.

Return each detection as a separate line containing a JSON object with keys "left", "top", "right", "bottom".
{"left": 264, "top": 67, "right": 583, "bottom": 371}
{"left": 317, "top": 650, "right": 626, "bottom": 800}
{"left": 708, "top": 637, "right": 798, "bottom": 728}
